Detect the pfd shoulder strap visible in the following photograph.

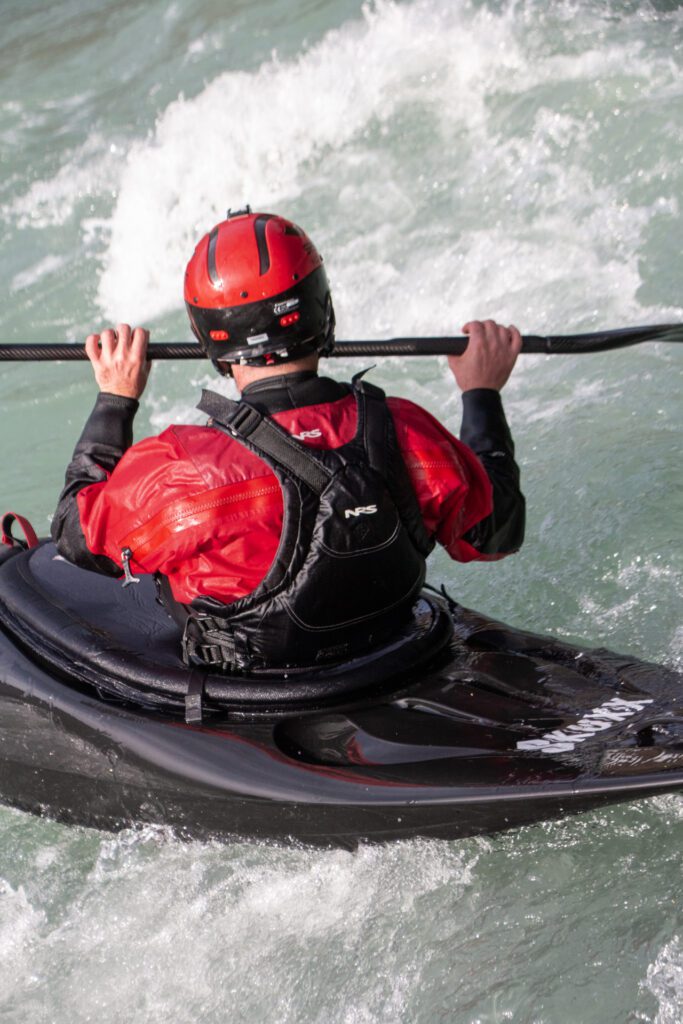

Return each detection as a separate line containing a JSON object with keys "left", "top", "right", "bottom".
{"left": 197, "top": 389, "right": 333, "bottom": 495}
{"left": 350, "top": 372, "right": 389, "bottom": 475}
{"left": 350, "top": 375, "right": 435, "bottom": 557}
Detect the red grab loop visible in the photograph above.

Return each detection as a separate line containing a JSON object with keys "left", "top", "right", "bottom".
{"left": 1, "top": 512, "right": 39, "bottom": 549}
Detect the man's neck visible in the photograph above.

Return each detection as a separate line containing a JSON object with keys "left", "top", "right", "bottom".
{"left": 236, "top": 370, "right": 348, "bottom": 415}
{"left": 230, "top": 354, "right": 320, "bottom": 393}
{"left": 241, "top": 369, "right": 318, "bottom": 396}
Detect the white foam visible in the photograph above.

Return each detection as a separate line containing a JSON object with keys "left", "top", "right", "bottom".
{"left": 672, "top": 626, "right": 683, "bottom": 670}
{"left": 578, "top": 554, "right": 683, "bottom": 647}
{"left": 97, "top": 0, "right": 465, "bottom": 323}
{"left": 0, "top": 878, "right": 45, "bottom": 1003}
{"left": 10, "top": 254, "right": 67, "bottom": 292}
{"left": 0, "top": 828, "right": 479, "bottom": 1022}
{"left": 4, "top": 133, "right": 120, "bottom": 231}
{"left": 89, "top": 0, "right": 682, "bottom": 342}
{"left": 650, "top": 795, "right": 683, "bottom": 823}
{"left": 646, "top": 937, "right": 683, "bottom": 1024}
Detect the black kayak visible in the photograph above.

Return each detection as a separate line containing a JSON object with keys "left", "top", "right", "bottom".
{"left": 0, "top": 541, "right": 681, "bottom": 847}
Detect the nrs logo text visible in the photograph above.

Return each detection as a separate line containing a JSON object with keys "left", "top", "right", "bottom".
{"left": 344, "top": 505, "right": 378, "bottom": 519}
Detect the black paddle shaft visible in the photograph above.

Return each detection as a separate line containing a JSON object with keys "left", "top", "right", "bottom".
{"left": 0, "top": 323, "right": 680, "bottom": 361}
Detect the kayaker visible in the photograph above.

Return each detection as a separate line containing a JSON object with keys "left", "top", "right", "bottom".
{"left": 52, "top": 209, "right": 524, "bottom": 672}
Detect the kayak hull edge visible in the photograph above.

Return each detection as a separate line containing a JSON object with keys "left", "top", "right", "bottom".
{"left": 1, "top": 625, "right": 682, "bottom": 846}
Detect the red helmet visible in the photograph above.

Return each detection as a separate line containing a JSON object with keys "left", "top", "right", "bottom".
{"left": 184, "top": 208, "right": 335, "bottom": 372}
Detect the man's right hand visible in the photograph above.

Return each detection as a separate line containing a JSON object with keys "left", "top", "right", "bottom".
{"left": 85, "top": 324, "right": 151, "bottom": 400}
{"left": 448, "top": 319, "right": 522, "bottom": 393}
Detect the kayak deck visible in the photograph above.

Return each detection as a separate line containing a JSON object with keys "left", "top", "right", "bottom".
{"left": 0, "top": 543, "right": 681, "bottom": 845}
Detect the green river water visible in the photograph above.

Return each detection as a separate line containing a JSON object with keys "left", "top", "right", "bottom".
{"left": 0, "top": 1, "right": 681, "bottom": 1021}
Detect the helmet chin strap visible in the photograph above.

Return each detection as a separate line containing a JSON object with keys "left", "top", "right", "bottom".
{"left": 214, "top": 359, "right": 233, "bottom": 378}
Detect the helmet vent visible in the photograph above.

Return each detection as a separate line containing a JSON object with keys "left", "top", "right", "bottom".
{"left": 254, "top": 215, "right": 273, "bottom": 276}
{"left": 207, "top": 227, "right": 222, "bottom": 288}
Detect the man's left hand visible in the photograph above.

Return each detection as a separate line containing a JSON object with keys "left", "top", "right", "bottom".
{"left": 447, "top": 319, "right": 521, "bottom": 393}
{"left": 85, "top": 324, "right": 151, "bottom": 400}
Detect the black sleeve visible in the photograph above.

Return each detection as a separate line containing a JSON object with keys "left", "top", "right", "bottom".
{"left": 51, "top": 393, "right": 139, "bottom": 575}
{"left": 459, "top": 388, "right": 525, "bottom": 556}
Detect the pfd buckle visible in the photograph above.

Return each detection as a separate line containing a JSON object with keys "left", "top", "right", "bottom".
{"left": 120, "top": 548, "right": 140, "bottom": 588}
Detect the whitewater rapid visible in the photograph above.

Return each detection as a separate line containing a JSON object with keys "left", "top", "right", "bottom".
{"left": 0, "top": 2, "right": 681, "bottom": 1021}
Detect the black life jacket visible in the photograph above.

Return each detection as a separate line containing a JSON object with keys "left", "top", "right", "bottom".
{"left": 182, "top": 375, "right": 434, "bottom": 672}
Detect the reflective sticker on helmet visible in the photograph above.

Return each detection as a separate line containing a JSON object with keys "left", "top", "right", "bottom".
{"left": 274, "top": 298, "right": 300, "bottom": 315}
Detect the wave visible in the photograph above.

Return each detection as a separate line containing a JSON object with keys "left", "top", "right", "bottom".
{"left": 84, "top": 0, "right": 682, "bottom": 330}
